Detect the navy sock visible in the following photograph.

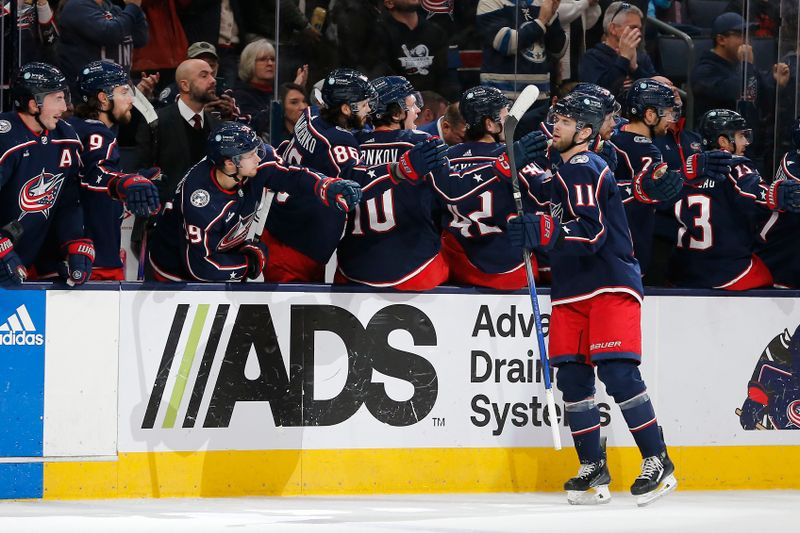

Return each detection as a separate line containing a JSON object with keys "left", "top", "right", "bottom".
{"left": 618, "top": 391, "right": 664, "bottom": 458}
{"left": 565, "top": 398, "right": 602, "bottom": 462}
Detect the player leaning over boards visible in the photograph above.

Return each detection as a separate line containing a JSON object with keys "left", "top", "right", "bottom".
{"left": 146, "top": 122, "right": 361, "bottom": 282}
{"left": 507, "top": 93, "right": 677, "bottom": 506}
{"left": 263, "top": 68, "right": 448, "bottom": 282}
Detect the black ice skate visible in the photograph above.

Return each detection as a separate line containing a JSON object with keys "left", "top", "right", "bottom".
{"left": 631, "top": 449, "right": 677, "bottom": 506}
{"left": 564, "top": 438, "right": 611, "bottom": 505}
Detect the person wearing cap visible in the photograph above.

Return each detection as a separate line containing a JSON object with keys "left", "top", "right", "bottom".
{"left": 578, "top": 1, "right": 657, "bottom": 98}
{"left": 691, "top": 12, "right": 790, "bottom": 170}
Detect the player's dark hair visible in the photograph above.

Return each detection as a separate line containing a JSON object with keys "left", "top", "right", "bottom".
{"left": 371, "top": 102, "right": 404, "bottom": 127}
{"left": 465, "top": 117, "right": 491, "bottom": 141}
{"left": 319, "top": 104, "right": 346, "bottom": 127}
{"left": 73, "top": 95, "right": 103, "bottom": 120}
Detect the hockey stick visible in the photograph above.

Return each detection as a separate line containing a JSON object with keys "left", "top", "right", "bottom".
{"left": 506, "top": 85, "right": 562, "bottom": 450}
{"left": 735, "top": 408, "right": 767, "bottom": 430}
{"left": 242, "top": 187, "right": 275, "bottom": 283}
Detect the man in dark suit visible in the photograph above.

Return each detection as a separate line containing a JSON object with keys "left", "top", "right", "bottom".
{"left": 132, "top": 58, "right": 221, "bottom": 258}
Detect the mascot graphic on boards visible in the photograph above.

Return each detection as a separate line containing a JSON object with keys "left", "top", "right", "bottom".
{"left": 738, "top": 325, "right": 800, "bottom": 430}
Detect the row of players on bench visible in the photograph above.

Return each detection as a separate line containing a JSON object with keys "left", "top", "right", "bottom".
{"left": 2, "top": 62, "right": 800, "bottom": 289}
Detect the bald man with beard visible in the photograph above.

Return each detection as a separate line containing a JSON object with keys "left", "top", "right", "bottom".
{"left": 132, "top": 59, "right": 222, "bottom": 258}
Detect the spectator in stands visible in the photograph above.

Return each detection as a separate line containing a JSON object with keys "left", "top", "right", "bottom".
{"left": 58, "top": 0, "right": 152, "bottom": 93}
{"left": 176, "top": 0, "right": 244, "bottom": 89}
{"left": 691, "top": 12, "right": 790, "bottom": 171}
{"left": 132, "top": 58, "right": 221, "bottom": 258}
{"left": 363, "top": 0, "right": 459, "bottom": 100}
{"left": 272, "top": 82, "right": 309, "bottom": 147}
{"left": 477, "top": 0, "right": 566, "bottom": 135}
{"left": 158, "top": 42, "right": 238, "bottom": 121}
{"left": 416, "top": 90, "right": 447, "bottom": 127}
{"left": 418, "top": 102, "right": 467, "bottom": 145}
{"left": 232, "top": 39, "right": 308, "bottom": 141}
{"left": 724, "top": 0, "right": 780, "bottom": 38}
{"left": 240, "top": 0, "right": 328, "bottom": 85}
{"left": 578, "top": 1, "right": 657, "bottom": 97}
{"left": 557, "top": 0, "right": 602, "bottom": 81}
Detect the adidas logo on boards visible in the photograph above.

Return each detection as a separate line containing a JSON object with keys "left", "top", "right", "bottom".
{"left": 0, "top": 305, "right": 44, "bottom": 346}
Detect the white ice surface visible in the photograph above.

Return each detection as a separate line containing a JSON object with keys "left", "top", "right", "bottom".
{"left": 0, "top": 491, "right": 797, "bottom": 533}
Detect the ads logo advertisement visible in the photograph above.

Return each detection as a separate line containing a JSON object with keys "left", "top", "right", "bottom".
{"left": 738, "top": 324, "right": 800, "bottom": 430}
{"left": 142, "top": 303, "right": 438, "bottom": 430}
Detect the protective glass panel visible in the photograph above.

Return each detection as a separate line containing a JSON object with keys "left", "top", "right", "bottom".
{"left": 772, "top": 0, "right": 799, "bottom": 170}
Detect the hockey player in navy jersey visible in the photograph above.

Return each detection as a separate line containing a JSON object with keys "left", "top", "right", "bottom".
{"left": 263, "top": 68, "right": 448, "bottom": 282}
{"left": 335, "top": 76, "right": 450, "bottom": 290}
{"left": 0, "top": 62, "right": 91, "bottom": 287}
{"left": 508, "top": 93, "right": 677, "bottom": 506}
{"left": 69, "top": 60, "right": 160, "bottom": 280}
{"left": 612, "top": 78, "right": 731, "bottom": 276}
{"left": 440, "top": 85, "right": 550, "bottom": 289}
{"left": 670, "top": 110, "right": 800, "bottom": 290}
{"left": 756, "top": 117, "right": 800, "bottom": 288}
{"left": 147, "top": 122, "right": 362, "bottom": 282}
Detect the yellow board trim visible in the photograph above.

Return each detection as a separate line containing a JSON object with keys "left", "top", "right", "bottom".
{"left": 43, "top": 446, "right": 800, "bottom": 500}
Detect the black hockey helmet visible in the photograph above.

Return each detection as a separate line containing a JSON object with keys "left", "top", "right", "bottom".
{"left": 571, "top": 82, "right": 621, "bottom": 117}
{"left": 552, "top": 92, "right": 606, "bottom": 140}
{"left": 320, "top": 68, "right": 378, "bottom": 114}
{"left": 12, "top": 62, "right": 70, "bottom": 110}
{"left": 207, "top": 121, "right": 266, "bottom": 168}
{"left": 78, "top": 60, "right": 132, "bottom": 102}
{"left": 697, "top": 109, "right": 751, "bottom": 150}
{"left": 624, "top": 78, "right": 679, "bottom": 121}
{"left": 369, "top": 76, "right": 421, "bottom": 119}
{"left": 791, "top": 117, "right": 800, "bottom": 150}
{"left": 460, "top": 85, "right": 510, "bottom": 129}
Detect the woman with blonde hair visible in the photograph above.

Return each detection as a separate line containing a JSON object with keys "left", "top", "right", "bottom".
{"left": 233, "top": 38, "right": 308, "bottom": 139}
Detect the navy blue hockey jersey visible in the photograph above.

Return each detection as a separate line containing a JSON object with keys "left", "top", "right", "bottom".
{"left": 611, "top": 129, "right": 671, "bottom": 275}
{"left": 438, "top": 141, "right": 549, "bottom": 275}
{"left": 67, "top": 117, "right": 125, "bottom": 269}
{"left": 148, "top": 148, "right": 332, "bottom": 282}
{"left": 548, "top": 150, "right": 643, "bottom": 305}
{"left": 756, "top": 150, "right": 800, "bottom": 288}
{"left": 337, "top": 128, "right": 443, "bottom": 285}
{"left": 0, "top": 112, "right": 84, "bottom": 267}
{"left": 670, "top": 156, "right": 771, "bottom": 288}
{"left": 265, "top": 109, "right": 381, "bottom": 264}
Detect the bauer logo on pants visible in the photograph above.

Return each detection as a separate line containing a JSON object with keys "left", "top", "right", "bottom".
{"left": 142, "top": 303, "right": 439, "bottom": 430}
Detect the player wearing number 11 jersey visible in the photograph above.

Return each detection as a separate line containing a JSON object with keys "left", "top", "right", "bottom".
{"left": 669, "top": 110, "right": 800, "bottom": 290}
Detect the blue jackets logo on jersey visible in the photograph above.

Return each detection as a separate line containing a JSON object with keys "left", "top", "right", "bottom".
{"left": 218, "top": 213, "right": 256, "bottom": 250}
{"left": 18, "top": 170, "right": 66, "bottom": 219}
{"left": 738, "top": 326, "right": 800, "bottom": 430}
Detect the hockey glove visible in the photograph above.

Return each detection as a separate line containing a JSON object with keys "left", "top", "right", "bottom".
{"left": 592, "top": 138, "right": 618, "bottom": 173}
{"left": 316, "top": 178, "right": 362, "bottom": 212}
{"left": 513, "top": 130, "right": 550, "bottom": 169}
{"left": 766, "top": 179, "right": 800, "bottom": 212}
{"left": 110, "top": 170, "right": 161, "bottom": 217}
{"left": 636, "top": 164, "right": 683, "bottom": 203}
{"left": 0, "top": 231, "right": 27, "bottom": 285}
{"left": 58, "top": 238, "right": 95, "bottom": 286}
{"left": 684, "top": 150, "right": 733, "bottom": 184}
{"left": 507, "top": 213, "right": 560, "bottom": 251}
{"left": 240, "top": 241, "right": 269, "bottom": 280}
{"left": 391, "top": 137, "right": 448, "bottom": 183}
{"left": 739, "top": 381, "right": 768, "bottom": 430}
